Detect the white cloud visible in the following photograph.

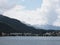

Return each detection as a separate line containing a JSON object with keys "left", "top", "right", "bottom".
{"left": 3, "top": 0, "right": 60, "bottom": 27}
{"left": 0, "top": 0, "right": 16, "bottom": 14}
{"left": 4, "top": 5, "right": 47, "bottom": 25}
{"left": 40, "top": 0, "right": 60, "bottom": 26}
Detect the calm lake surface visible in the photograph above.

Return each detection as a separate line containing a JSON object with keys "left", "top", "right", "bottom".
{"left": 0, "top": 36, "right": 60, "bottom": 45}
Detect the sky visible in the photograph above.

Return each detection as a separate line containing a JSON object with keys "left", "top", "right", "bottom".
{"left": 0, "top": 0, "right": 60, "bottom": 27}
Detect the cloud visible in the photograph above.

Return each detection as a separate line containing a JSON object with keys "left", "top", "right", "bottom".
{"left": 39, "top": 0, "right": 60, "bottom": 26}
{"left": 40, "top": 0, "right": 59, "bottom": 24}
{"left": 0, "top": 0, "right": 17, "bottom": 14}
{"left": 3, "top": 0, "right": 60, "bottom": 27}
{"left": 4, "top": 5, "right": 47, "bottom": 25}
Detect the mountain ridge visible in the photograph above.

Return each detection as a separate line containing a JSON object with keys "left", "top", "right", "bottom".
{"left": 0, "top": 15, "right": 44, "bottom": 33}
{"left": 0, "top": 14, "right": 60, "bottom": 34}
{"left": 34, "top": 24, "right": 60, "bottom": 30}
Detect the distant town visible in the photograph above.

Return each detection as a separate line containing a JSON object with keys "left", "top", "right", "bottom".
{"left": 0, "top": 30, "right": 60, "bottom": 36}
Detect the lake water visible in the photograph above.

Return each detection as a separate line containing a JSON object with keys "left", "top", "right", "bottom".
{"left": 0, "top": 36, "right": 60, "bottom": 45}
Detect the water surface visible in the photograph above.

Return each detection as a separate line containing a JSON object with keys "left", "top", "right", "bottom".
{"left": 0, "top": 36, "right": 60, "bottom": 45}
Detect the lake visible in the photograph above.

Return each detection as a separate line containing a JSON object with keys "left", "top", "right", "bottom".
{"left": 0, "top": 36, "right": 60, "bottom": 45}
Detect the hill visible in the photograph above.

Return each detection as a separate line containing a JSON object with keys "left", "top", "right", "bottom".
{"left": 0, "top": 15, "right": 45, "bottom": 34}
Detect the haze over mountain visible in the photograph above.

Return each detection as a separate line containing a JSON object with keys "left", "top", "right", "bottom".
{"left": 34, "top": 25, "right": 60, "bottom": 30}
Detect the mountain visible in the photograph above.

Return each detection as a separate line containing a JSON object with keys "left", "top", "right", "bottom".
{"left": 0, "top": 14, "right": 60, "bottom": 34}
{"left": 34, "top": 25, "right": 60, "bottom": 30}
{"left": 0, "top": 15, "right": 45, "bottom": 34}
{"left": 0, "top": 22, "right": 16, "bottom": 33}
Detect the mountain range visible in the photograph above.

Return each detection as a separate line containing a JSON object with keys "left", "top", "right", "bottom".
{"left": 34, "top": 25, "right": 60, "bottom": 30}
{"left": 0, "top": 14, "right": 60, "bottom": 34}
{"left": 0, "top": 15, "right": 46, "bottom": 34}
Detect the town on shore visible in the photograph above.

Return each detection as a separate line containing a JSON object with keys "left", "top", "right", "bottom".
{"left": 0, "top": 31, "right": 60, "bottom": 36}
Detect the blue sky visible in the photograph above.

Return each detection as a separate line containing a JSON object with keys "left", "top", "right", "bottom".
{"left": 17, "top": 0, "right": 42, "bottom": 10}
